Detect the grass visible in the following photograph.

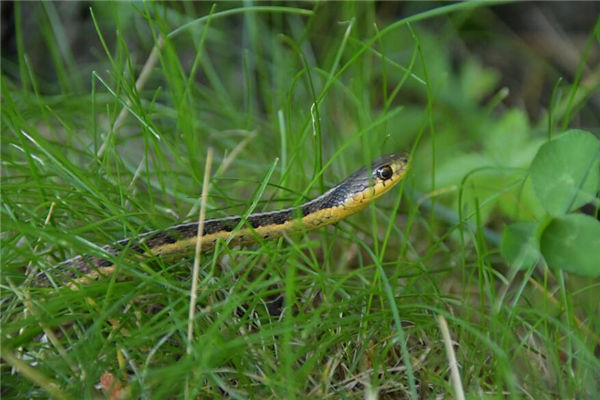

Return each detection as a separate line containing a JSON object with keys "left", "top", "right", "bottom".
{"left": 2, "top": 2, "right": 599, "bottom": 399}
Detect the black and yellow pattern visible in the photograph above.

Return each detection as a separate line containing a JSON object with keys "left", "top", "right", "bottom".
{"left": 38, "top": 153, "right": 409, "bottom": 286}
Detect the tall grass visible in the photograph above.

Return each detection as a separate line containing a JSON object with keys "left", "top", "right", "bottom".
{"left": 2, "top": 2, "right": 599, "bottom": 399}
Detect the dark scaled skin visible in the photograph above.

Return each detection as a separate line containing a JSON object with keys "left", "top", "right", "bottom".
{"left": 35, "top": 153, "right": 409, "bottom": 286}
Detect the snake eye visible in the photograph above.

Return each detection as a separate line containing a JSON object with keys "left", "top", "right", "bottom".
{"left": 375, "top": 165, "right": 393, "bottom": 181}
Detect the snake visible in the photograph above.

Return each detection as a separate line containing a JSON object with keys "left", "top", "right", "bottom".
{"left": 36, "top": 152, "right": 409, "bottom": 287}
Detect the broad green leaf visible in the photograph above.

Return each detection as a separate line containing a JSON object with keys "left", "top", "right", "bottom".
{"left": 460, "top": 58, "right": 499, "bottom": 102}
{"left": 485, "top": 109, "right": 530, "bottom": 165}
{"left": 497, "top": 177, "right": 546, "bottom": 221}
{"left": 500, "top": 222, "right": 540, "bottom": 269}
{"left": 540, "top": 214, "right": 600, "bottom": 277}
{"left": 530, "top": 130, "right": 600, "bottom": 216}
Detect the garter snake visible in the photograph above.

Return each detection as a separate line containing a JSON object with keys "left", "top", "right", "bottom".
{"left": 37, "top": 152, "right": 409, "bottom": 286}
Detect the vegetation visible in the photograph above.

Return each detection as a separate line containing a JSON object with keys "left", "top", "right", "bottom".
{"left": 2, "top": 2, "right": 599, "bottom": 399}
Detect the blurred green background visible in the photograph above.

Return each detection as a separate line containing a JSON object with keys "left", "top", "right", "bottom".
{"left": 2, "top": 2, "right": 599, "bottom": 399}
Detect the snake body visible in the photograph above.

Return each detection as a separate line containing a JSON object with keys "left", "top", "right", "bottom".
{"left": 38, "top": 153, "right": 409, "bottom": 286}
